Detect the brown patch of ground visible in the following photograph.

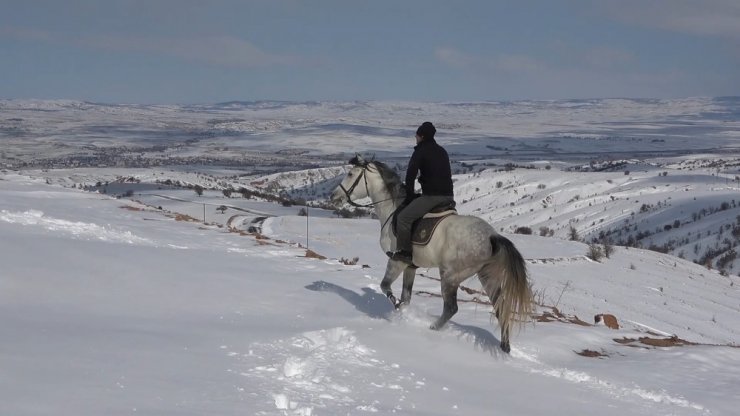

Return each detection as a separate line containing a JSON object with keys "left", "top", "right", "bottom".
{"left": 304, "top": 249, "right": 327, "bottom": 260}
{"left": 174, "top": 213, "right": 199, "bottom": 222}
{"left": 120, "top": 205, "right": 144, "bottom": 211}
{"left": 576, "top": 349, "right": 609, "bottom": 358}
{"left": 638, "top": 335, "right": 696, "bottom": 348}
{"left": 612, "top": 335, "right": 740, "bottom": 349}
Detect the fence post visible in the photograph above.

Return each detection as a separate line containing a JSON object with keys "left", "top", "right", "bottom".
{"left": 306, "top": 204, "right": 309, "bottom": 250}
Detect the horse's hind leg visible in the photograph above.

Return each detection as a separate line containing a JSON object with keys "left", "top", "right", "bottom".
{"left": 430, "top": 273, "right": 460, "bottom": 330}
{"left": 399, "top": 267, "right": 416, "bottom": 306}
{"left": 478, "top": 274, "right": 509, "bottom": 352}
{"left": 380, "top": 259, "right": 407, "bottom": 308}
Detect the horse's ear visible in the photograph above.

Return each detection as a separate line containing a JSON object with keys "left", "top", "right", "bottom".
{"left": 349, "top": 154, "right": 366, "bottom": 166}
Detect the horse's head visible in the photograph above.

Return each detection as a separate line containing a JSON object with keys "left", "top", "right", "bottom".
{"left": 330, "top": 154, "right": 373, "bottom": 206}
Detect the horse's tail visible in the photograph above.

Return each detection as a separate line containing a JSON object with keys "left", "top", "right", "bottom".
{"left": 480, "top": 234, "right": 533, "bottom": 340}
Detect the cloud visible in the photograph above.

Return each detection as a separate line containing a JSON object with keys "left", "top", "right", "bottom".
{"left": 81, "top": 34, "right": 298, "bottom": 68}
{"left": 0, "top": 26, "right": 54, "bottom": 42}
{"left": 1, "top": 26, "right": 298, "bottom": 68}
{"left": 434, "top": 48, "right": 542, "bottom": 74}
{"left": 435, "top": 44, "right": 634, "bottom": 75}
{"left": 432, "top": 45, "right": 709, "bottom": 99}
{"left": 597, "top": 0, "right": 740, "bottom": 40}
{"left": 583, "top": 47, "right": 636, "bottom": 69}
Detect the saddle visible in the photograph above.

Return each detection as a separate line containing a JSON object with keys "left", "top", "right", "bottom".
{"left": 392, "top": 201, "right": 457, "bottom": 246}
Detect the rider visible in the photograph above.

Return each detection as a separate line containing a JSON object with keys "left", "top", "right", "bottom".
{"left": 390, "top": 121, "right": 455, "bottom": 265}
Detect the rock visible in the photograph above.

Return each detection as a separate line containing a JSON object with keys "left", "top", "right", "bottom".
{"left": 594, "top": 313, "right": 620, "bottom": 329}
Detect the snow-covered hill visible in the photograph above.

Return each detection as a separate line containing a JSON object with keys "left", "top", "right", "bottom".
{"left": 3, "top": 97, "right": 740, "bottom": 414}
{"left": 452, "top": 163, "right": 740, "bottom": 273}
{"left": 2, "top": 171, "right": 739, "bottom": 415}
{"left": 17, "top": 152, "right": 740, "bottom": 275}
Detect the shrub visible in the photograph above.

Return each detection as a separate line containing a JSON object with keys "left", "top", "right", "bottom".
{"left": 514, "top": 226, "right": 533, "bottom": 235}
{"left": 569, "top": 225, "right": 580, "bottom": 241}
{"left": 603, "top": 243, "right": 615, "bottom": 258}
{"left": 340, "top": 257, "right": 360, "bottom": 266}
{"left": 587, "top": 244, "right": 604, "bottom": 262}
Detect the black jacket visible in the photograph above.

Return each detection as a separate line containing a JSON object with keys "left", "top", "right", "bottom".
{"left": 404, "top": 138, "right": 454, "bottom": 199}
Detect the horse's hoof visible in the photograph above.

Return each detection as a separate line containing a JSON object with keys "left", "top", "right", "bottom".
{"left": 500, "top": 342, "right": 511, "bottom": 354}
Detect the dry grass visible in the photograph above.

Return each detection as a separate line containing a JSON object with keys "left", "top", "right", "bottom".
{"left": 174, "top": 213, "right": 199, "bottom": 222}
{"left": 533, "top": 307, "right": 591, "bottom": 326}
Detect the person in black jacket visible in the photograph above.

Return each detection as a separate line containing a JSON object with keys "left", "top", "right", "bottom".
{"left": 389, "top": 122, "right": 455, "bottom": 265}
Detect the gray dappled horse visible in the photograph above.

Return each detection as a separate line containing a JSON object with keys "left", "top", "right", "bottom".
{"left": 330, "top": 155, "right": 533, "bottom": 353}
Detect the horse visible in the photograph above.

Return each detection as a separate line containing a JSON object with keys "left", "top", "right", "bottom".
{"left": 330, "top": 154, "right": 533, "bottom": 353}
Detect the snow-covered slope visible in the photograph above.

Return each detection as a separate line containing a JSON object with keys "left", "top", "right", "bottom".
{"left": 2, "top": 174, "right": 739, "bottom": 415}
{"left": 452, "top": 164, "right": 740, "bottom": 273}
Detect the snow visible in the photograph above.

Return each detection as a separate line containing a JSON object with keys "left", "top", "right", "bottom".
{"left": 2, "top": 173, "right": 739, "bottom": 415}
{"left": 2, "top": 97, "right": 740, "bottom": 415}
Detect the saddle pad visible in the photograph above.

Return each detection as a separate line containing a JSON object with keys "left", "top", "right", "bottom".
{"left": 412, "top": 212, "right": 456, "bottom": 246}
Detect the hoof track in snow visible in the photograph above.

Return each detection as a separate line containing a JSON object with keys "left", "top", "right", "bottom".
{"left": 232, "top": 327, "right": 411, "bottom": 414}
{"left": 510, "top": 349, "right": 709, "bottom": 414}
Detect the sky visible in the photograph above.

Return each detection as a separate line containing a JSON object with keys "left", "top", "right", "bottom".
{"left": 1, "top": 0, "right": 739, "bottom": 103}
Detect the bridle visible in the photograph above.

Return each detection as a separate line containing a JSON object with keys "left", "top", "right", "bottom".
{"left": 338, "top": 160, "right": 399, "bottom": 208}
{"left": 338, "top": 164, "right": 374, "bottom": 208}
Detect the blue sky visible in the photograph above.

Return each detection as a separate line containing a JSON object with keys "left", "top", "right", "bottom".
{"left": 1, "top": 0, "right": 739, "bottom": 103}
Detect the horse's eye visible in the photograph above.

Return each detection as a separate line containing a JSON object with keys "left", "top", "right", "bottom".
{"left": 348, "top": 173, "right": 353, "bottom": 177}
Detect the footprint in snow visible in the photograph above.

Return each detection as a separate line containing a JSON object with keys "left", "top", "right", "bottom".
{"left": 229, "top": 327, "right": 416, "bottom": 414}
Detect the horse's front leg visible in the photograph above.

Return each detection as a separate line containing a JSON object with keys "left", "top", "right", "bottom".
{"left": 380, "top": 259, "right": 407, "bottom": 309}
{"left": 399, "top": 267, "right": 416, "bottom": 306}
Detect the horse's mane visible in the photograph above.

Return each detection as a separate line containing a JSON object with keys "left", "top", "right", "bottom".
{"left": 369, "top": 161, "right": 406, "bottom": 201}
